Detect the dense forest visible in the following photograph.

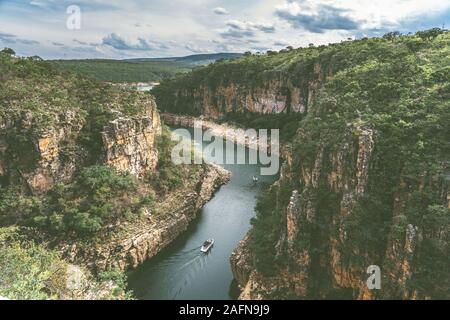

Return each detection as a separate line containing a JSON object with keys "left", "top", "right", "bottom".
{"left": 49, "top": 59, "right": 191, "bottom": 83}
{"left": 49, "top": 53, "right": 242, "bottom": 83}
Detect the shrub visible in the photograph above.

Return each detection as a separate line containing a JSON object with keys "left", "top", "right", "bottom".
{"left": 77, "top": 165, "right": 136, "bottom": 193}
{"left": 67, "top": 211, "right": 103, "bottom": 235}
{"left": 25, "top": 166, "right": 149, "bottom": 238}
{"left": 0, "top": 228, "right": 67, "bottom": 300}
{"left": 148, "top": 126, "right": 183, "bottom": 193}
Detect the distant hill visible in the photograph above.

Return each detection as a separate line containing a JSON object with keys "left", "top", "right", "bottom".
{"left": 49, "top": 53, "right": 242, "bottom": 83}
{"left": 125, "top": 53, "right": 242, "bottom": 66}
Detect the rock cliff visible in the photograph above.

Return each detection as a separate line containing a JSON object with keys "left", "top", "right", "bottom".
{"left": 0, "top": 97, "right": 161, "bottom": 194}
{"left": 153, "top": 55, "right": 333, "bottom": 118}
{"left": 102, "top": 101, "right": 161, "bottom": 178}
{"left": 231, "top": 121, "right": 449, "bottom": 300}
{"left": 0, "top": 110, "right": 82, "bottom": 193}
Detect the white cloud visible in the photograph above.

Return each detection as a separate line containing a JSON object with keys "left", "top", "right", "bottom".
{"left": 29, "top": 1, "right": 50, "bottom": 7}
{"left": 220, "top": 20, "right": 276, "bottom": 39}
{"left": 213, "top": 7, "right": 229, "bottom": 15}
{"left": 275, "top": 0, "right": 450, "bottom": 32}
{"left": 273, "top": 39, "right": 290, "bottom": 47}
{"left": 185, "top": 43, "right": 210, "bottom": 53}
{"left": 1, "top": 0, "right": 449, "bottom": 58}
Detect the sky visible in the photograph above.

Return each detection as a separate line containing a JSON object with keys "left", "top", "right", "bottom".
{"left": 0, "top": 0, "right": 449, "bottom": 59}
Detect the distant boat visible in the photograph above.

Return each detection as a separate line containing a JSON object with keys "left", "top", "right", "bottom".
{"left": 201, "top": 239, "right": 214, "bottom": 253}
{"left": 252, "top": 176, "right": 259, "bottom": 183}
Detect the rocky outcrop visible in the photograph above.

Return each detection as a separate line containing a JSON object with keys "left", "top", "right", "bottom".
{"left": 230, "top": 235, "right": 254, "bottom": 289}
{"left": 102, "top": 102, "right": 161, "bottom": 178}
{"left": 187, "top": 80, "right": 307, "bottom": 118}
{"left": 61, "top": 264, "right": 126, "bottom": 300}
{"left": 230, "top": 235, "right": 280, "bottom": 300}
{"left": 0, "top": 110, "right": 83, "bottom": 193}
{"left": 61, "top": 164, "right": 230, "bottom": 272}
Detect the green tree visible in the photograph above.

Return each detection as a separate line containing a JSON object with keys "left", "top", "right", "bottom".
{"left": 1, "top": 47, "right": 15, "bottom": 56}
{"left": 416, "top": 28, "right": 445, "bottom": 41}
{"left": 383, "top": 31, "right": 401, "bottom": 41}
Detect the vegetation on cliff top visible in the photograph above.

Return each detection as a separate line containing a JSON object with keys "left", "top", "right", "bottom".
{"left": 0, "top": 50, "right": 151, "bottom": 138}
{"left": 49, "top": 59, "right": 191, "bottom": 83}
{"left": 48, "top": 53, "right": 242, "bottom": 83}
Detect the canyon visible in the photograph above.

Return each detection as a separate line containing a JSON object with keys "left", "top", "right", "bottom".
{"left": 154, "top": 32, "right": 450, "bottom": 300}
{"left": 1, "top": 29, "right": 449, "bottom": 300}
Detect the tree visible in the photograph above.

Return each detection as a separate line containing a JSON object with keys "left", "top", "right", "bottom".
{"left": 29, "top": 55, "right": 43, "bottom": 61}
{"left": 416, "top": 28, "right": 445, "bottom": 41}
{"left": 1, "top": 48, "right": 15, "bottom": 56}
{"left": 383, "top": 31, "right": 401, "bottom": 42}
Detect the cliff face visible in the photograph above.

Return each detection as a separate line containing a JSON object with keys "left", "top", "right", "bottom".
{"left": 102, "top": 101, "right": 161, "bottom": 178}
{"left": 154, "top": 57, "right": 333, "bottom": 118}
{"left": 0, "top": 98, "right": 161, "bottom": 194}
{"left": 0, "top": 110, "right": 82, "bottom": 193}
{"left": 172, "top": 78, "right": 312, "bottom": 118}
{"left": 231, "top": 122, "right": 449, "bottom": 300}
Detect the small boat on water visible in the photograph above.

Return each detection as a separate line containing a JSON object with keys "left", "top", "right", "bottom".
{"left": 201, "top": 239, "right": 214, "bottom": 253}
{"left": 252, "top": 176, "right": 259, "bottom": 183}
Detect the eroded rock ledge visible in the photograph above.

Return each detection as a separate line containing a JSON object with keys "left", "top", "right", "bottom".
{"left": 60, "top": 164, "right": 230, "bottom": 273}
{"left": 102, "top": 104, "right": 161, "bottom": 178}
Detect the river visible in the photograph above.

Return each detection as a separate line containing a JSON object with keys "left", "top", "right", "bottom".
{"left": 127, "top": 127, "right": 278, "bottom": 300}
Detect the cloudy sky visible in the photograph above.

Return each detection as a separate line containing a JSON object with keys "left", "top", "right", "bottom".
{"left": 1, "top": 0, "right": 449, "bottom": 59}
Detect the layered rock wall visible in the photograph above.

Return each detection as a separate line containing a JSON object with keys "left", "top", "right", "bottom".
{"left": 102, "top": 102, "right": 161, "bottom": 178}
{"left": 0, "top": 100, "right": 161, "bottom": 193}
{"left": 156, "top": 62, "right": 332, "bottom": 119}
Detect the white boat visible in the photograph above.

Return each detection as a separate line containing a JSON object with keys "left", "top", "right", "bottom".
{"left": 201, "top": 239, "right": 214, "bottom": 253}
